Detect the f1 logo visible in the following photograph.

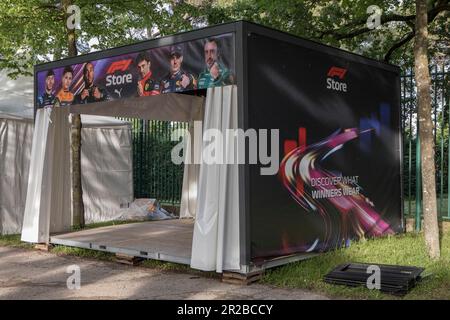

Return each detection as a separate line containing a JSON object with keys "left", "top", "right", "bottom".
{"left": 327, "top": 66, "right": 347, "bottom": 80}
{"left": 107, "top": 59, "right": 132, "bottom": 74}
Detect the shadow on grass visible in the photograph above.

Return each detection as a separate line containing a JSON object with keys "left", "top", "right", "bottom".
{"left": 51, "top": 245, "right": 116, "bottom": 262}
{"left": 0, "top": 234, "right": 33, "bottom": 249}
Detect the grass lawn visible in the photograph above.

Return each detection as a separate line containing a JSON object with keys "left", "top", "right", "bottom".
{"left": 0, "top": 234, "right": 33, "bottom": 249}
{"left": 261, "top": 230, "right": 450, "bottom": 299}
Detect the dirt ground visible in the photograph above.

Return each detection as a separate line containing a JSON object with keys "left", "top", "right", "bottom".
{"left": 0, "top": 246, "right": 329, "bottom": 300}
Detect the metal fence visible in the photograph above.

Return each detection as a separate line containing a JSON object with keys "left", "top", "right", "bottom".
{"left": 120, "top": 118, "right": 189, "bottom": 206}
{"left": 401, "top": 63, "right": 450, "bottom": 228}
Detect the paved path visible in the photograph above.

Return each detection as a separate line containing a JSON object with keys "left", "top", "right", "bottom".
{"left": 0, "top": 246, "right": 329, "bottom": 300}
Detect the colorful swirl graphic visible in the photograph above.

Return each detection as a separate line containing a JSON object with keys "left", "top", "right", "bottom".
{"left": 279, "top": 128, "right": 394, "bottom": 252}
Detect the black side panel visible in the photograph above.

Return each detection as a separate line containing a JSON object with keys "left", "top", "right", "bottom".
{"left": 247, "top": 33, "right": 402, "bottom": 261}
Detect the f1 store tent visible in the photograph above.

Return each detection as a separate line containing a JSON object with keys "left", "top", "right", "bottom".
{"left": 0, "top": 71, "right": 133, "bottom": 235}
{"left": 22, "top": 21, "right": 403, "bottom": 275}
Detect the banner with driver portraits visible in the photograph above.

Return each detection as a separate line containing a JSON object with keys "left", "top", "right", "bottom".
{"left": 36, "top": 33, "right": 235, "bottom": 109}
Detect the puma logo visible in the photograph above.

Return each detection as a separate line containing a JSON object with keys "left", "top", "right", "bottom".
{"left": 114, "top": 88, "right": 123, "bottom": 98}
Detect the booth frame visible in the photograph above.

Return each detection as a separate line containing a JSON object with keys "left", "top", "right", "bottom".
{"left": 33, "top": 21, "right": 403, "bottom": 274}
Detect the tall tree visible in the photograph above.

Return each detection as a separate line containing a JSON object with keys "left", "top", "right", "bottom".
{"left": 61, "top": 0, "right": 84, "bottom": 228}
{"left": 0, "top": 0, "right": 178, "bottom": 228}
{"left": 0, "top": 0, "right": 173, "bottom": 77}
{"left": 414, "top": 0, "right": 440, "bottom": 258}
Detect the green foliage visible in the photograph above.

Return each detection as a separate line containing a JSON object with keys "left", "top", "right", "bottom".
{"left": 0, "top": 0, "right": 189, "bottom": 77}
{"left": 0, "top": 0, "right": 63, "bottom": 77}
{"left": 1, "top": 0, "right": 447, "bottom": 77}
{"left": 184, "top": 0, "right": 449, "bottom": 66}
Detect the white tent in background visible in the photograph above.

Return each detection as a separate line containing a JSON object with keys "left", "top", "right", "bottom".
{"left": 0, "top": 70, "right": 34, "bottom": 117}
{"left": 0, "top": 70, "right": 134, "bottom": 234}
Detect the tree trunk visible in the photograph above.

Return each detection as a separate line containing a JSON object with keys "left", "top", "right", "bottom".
{"left": 63, "top": 0, "right": 84, "bottom": 228}
{"left": 71, "top": 114, "right": 84, "bottom": 228}
{"left": 414, "top": 0, "right": 440, "bottom": 258}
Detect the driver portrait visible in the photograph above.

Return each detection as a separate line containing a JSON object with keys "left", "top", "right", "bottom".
{"left": 74, "top": 62, "right": 109, "bottom": 104}
{"left": 135, "top": 51, "right": 160, "bottom": 97}
{"left": 160, "top": 44, "right": 196, "bottom": 93}
{"left": 55, "top": 66, "right": 75, "bottom": 107}
{"left": 198, "top": 38, "right": 233, "bottom": 89}
{"left": 37, "top": 69, "right": 56, "bottom": 108}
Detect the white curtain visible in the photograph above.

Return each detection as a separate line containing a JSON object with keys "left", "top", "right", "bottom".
{"left": 21, "top": 108, "right": 71, "bottom": 243}
{"left": 21, "top": 109, "right": 53, "bottom": 243}
{"left": 81, "top": 126, "right": 134, "bottom": 223}
{"left": 179, "top": 121, "right": 201, "bottom": 218}
{"left": 190, "top": 85, "right": 240, "bottom": 272}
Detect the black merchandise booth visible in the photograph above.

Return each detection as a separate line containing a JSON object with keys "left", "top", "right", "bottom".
{"left": 29, "top": 21, "right": 403, "bottom": 274}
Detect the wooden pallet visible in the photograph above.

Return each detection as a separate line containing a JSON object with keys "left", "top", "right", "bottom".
{"left": 222, "top": 270, "right": 263, "bottom": 285}
{"left": 115, "top": 253, "right": 144, "bottom": 266}
{"left": 34, "top": 243, "right": 54, "bottom": 251}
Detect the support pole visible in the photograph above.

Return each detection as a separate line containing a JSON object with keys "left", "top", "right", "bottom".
{"left": 415, "top": 128, "right": 422, "bottom": 231}
{"left": 447, "top": 97, "right": 450, "bottom": 220}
